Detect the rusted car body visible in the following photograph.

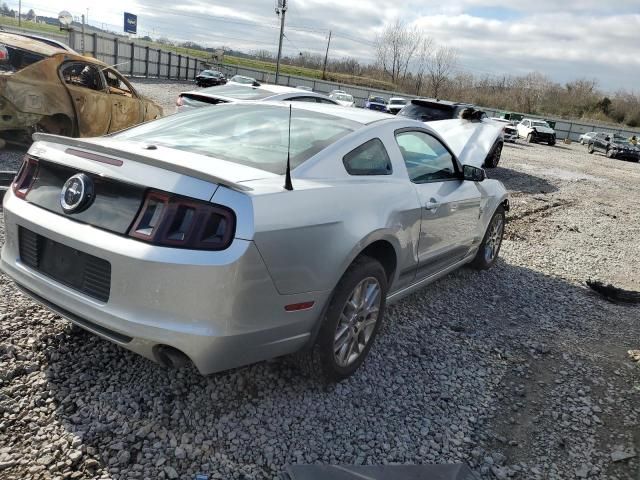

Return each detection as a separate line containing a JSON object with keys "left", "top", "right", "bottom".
{"left": 0, "top": 32, "right": 162, "bottom": 140}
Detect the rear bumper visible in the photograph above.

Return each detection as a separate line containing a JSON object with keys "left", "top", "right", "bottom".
{"left": 1, "top": 191, "right": 330, "bottom": 374}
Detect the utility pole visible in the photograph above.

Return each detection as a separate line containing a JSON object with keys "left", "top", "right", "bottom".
{"left": 81, "top": 14, "right": 85, "bottom": 55}
{"left": 18, "top": 0, "right": 21, "bottom": 27}
{"left": 275, "top": 0, "right": 287, "bottom": 84}
{"left": 322, "top": 30, "right": 332, "bottom": 80}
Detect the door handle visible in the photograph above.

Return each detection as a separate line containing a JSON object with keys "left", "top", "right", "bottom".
{"left": 424, "top": 198, "right": 440, "bottom": 211}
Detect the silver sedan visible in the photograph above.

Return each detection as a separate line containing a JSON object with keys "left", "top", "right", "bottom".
{"left": 1, "top": 102, "right": 508, "bottom": 382}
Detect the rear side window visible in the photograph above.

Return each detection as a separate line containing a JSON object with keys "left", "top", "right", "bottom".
{"left": 0, "top": 45, "right": 45, "bottom": 72}
{"left": 343, "top": 138, "right": 392, "bottom": 176}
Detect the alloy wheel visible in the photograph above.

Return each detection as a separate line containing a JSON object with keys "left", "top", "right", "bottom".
{"left": 484, "top": 214, "right": 504, "bottom": 263}
{"left": 333, "top": 277, "right": 382, "bottom": 367}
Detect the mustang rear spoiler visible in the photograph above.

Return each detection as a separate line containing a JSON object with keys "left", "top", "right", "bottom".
{"left": 31, "top": 133, "right": 253, "bottom": 192}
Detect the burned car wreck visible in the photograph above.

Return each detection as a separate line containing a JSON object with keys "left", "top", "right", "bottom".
{"left": 0, "top": 32, "right": 162, "bottom": 142}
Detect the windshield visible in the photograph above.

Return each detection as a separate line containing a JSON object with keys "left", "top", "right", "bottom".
{"left": 231, "top": 76, "right": 255, "bottom": 84}
{"left": 334, "top": 93, "right": 353, "bottom": 102}
{"left": 532, "top": 121, "right": 550, "bottom": 127}
{"left": 398, "top": 103, "right": 454, "bottom": 121}
{"left": 369, "top": 97, "right": 386, "bottom": 104}
{"left": 115, "top": 104, "right": 359, "bottom": 174}
{"left": 390, "top": 99, "right": 406, "bottom": 105}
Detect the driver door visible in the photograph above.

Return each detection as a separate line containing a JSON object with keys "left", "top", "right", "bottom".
{"left": 395, "top": 129, "right": 482, "bottom": 279}
{"left": 59, "top": 62, "right": 111, "bottom": 136}
{"left": 104, "top": 69, "right": 144, "bottom": 133}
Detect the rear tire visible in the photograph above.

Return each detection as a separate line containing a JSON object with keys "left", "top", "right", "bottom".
{"left": 588, "top": 144, "right": 595, "bottom": 154}
{"left": 471, "top": 205, "right": 505, "bottom": 270}
{"left": 548, "top": 139, "right": 555, "bottom": 146}
{"left": 606, "top": 148, "right": 615, "bottom": 159}
{"left": 294, "top": 256, "right": 388, "bottom": 383}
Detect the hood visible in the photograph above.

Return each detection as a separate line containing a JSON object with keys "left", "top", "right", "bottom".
{"left": 335, "top": 100, "right": 354, "bottom": 107}
{"left": 427, "top": 119, "right": 503, "bottom": 169}
{"left": 531, "top": 125, "right": 555, "bottom": 134}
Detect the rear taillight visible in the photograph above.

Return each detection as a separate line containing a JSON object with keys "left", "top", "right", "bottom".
{"left": 12, "top": 156, "right": 39, "bottom": 199}
{"left": 0, "top": 44, "right": 9, "bottom": 62}
{"left": 176, "top": 95, "right": 184, "bottom": 107}
{"left": 129, "top": 190, "right": 235, "bottom": 250}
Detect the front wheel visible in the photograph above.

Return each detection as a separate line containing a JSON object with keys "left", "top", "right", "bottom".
{"left": 295, "top": 256, "right": 388, "bottom": 382}
{"left": 588, "top": 144, "right": 595, "bottom": 154}
{"left": 484, "top": 142, "right": 502, "bottom": 168}
{"left": 606, "top": 148, "right": 616, "bottom": 159}
{"left": 471, "top": 205, "right": 505, "bottom": 270}
{"left": 548, "top": 139, "right": 555, "bottom": 146}
{"left": 526, "top": 133, "right": 534, "bottom": 143}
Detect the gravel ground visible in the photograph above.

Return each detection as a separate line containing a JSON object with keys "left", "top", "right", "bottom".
{"left": 0, "top": 82, "right": 638, "bottom": 480}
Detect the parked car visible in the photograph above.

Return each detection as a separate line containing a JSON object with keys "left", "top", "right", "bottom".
{"left": 587, "top": 133, "right": 640, "bottom": 161}
{"left": 490, "top": 117, "right": 518, "bottom": 143}
{"left": 516, "top": 118, "right": 556, "bottom": 145}
{"left": 329, "top": 92, "right": 355, "bottom": 107}
{"left": 195, "top": 70, "right": 226, "bottom": 87}
{"left": 2, "top": 102, "right": 508, "bottom": 381}
{"left": 398, "top": 100, "right": 502, "bottom": 168}
{"left": 228, "top": 75, "right": 260, "bottom": 86}
{"left": 176, "top": 83, "right": 338, "bottom": 111}
{"left": 397, "top": 99, "right": 477, "bottom": 122}
{"left": 365, "top": 96, "right": 388, "bottom": 112}
{"left": 0, "top": 31, "right": 163, "bottom": 141}
{"left": 387, "top": 97, "right": 407, "bottom": 115}
{"left": 579, "top": 131, "right": 599, "bottom": 145}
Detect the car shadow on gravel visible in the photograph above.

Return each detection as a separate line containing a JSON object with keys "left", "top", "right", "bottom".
{"left": 30, "top": 257, "right": 639, "bottom": 480}
{"left": 489, "top": 166, "right": 559, "bottom": 194}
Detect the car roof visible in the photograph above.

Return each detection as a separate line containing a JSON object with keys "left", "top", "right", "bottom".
{"left": 259, "top": 100, "right": 391, "bottom": 124}
{"left": 390, "top": 97, "right": 406, "bottom": 100}
{"left": 0, "top": 31, "right": 70, "bottom": 56}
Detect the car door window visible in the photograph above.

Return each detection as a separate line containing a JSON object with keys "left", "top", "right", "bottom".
{"left": 343, "top": 138, "right": 392, "bottom": 175}
{"left": 104, "top": 69, "right": 135, "bottom": 98}
{"left": 396, "top": 131, "right": 457, "bottom": 183}
{"left": 61, "top": 63, "right": 104, "bottom": 91}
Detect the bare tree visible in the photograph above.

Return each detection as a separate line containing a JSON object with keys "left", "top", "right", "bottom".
{"left": 411, "top": 36, "right": 435, "bottom": 95}
{"left": 375, "top": 19, "right": 422, "bottom": 84}
{"left": 253, "top": 49, "right": 273, "bottom": 61}
{"left": 426, "top": 46, "right": 458, "bottom": 98}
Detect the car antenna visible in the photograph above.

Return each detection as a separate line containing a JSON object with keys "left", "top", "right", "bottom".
{"left": 284, "top": 104, "right": 294, "bottom": 191}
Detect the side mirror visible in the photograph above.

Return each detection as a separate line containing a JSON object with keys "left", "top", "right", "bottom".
{"left": 463, "top": 165, "right": 486, "bottom": 182}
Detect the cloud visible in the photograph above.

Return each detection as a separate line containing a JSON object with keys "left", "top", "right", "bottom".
{"left": 21, "top": 0, "right": 640, "bottom": 91}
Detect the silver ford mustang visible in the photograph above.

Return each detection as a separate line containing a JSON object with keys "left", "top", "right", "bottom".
{"left": 1, "top": 102, "right": 508, "bottom": 381}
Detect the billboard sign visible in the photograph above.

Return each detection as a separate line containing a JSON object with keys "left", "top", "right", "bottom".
{"left": 124, "top": 12, "right": 137, "bottom": 34}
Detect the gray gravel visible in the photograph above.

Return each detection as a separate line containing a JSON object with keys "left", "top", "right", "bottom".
{"left": 0, "top": 84, "right": 639, "bottom": 479}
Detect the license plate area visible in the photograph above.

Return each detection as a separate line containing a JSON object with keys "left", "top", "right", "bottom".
{"left": 18, "top": 227, "right": 111, "bottom": 302}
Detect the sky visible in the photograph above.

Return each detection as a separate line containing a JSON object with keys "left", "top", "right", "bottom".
{"left": 11, "top": 0, "right": 640, "bottom": 92}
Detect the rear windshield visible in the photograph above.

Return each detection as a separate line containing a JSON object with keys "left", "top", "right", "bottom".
{"left": 369, "top": 97, "right": 386, "bottom": 104}
{"left": 0, "top": 45, "right": 45, "bottom": 72}
{"left": 197, "top": 84, "right": 279, "bottom": 100}
{"left": 115, "top": 104, "right": 360, "bottom": 174}
{"left": 335, "top": 93, "right": 353, "bottom": 102}
{"left": 398, "top": 102, "right": 454, "bottom": 121}
{"left": 389, "top": 99, "right": 406, "bottom": 105}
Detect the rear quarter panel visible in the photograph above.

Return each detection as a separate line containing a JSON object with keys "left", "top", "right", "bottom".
{"left": 251, "top": 178, "right": 421, "bottom": 295}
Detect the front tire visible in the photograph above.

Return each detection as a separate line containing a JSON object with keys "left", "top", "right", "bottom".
{"left": 526, "top": 133, "right": 534, "bottom": 143}
{"left": 484, "top": 142, "right": 502, "bottom": 168}
{"left": 588, "top": 144, "right": 595, "bottom": 154}
{"left": 471, "top": 206, "right": 505, "bottom": 270}
{"left": 295, "top": 256, "right": 388, "bottom": 383}
{"left": 606, "top": 148, "right": 615, "bottom": 159}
